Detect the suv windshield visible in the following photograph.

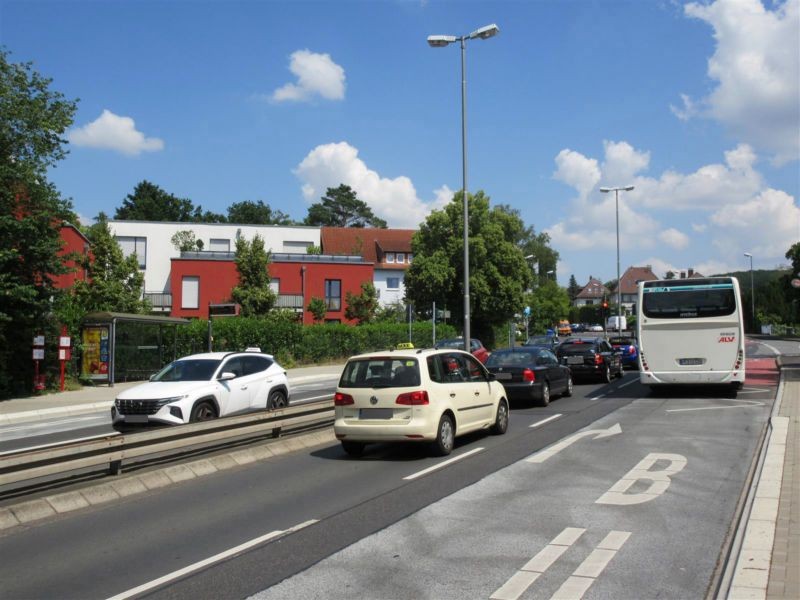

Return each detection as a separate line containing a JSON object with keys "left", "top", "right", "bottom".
{"left": 339, "top": 358, "right": 421, "bottom": 388}
{"left": 152, "top": 359, "right": 221, "bottom": 382}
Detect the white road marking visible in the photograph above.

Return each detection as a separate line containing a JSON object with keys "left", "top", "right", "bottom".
{"left": 549, "top": 531, "right": 631, "bottom": 599}
{"left": 666, "top": 399, "right": 764, "bottom": 413}
{"left": 1, "top": 414, "right": 107, "bottom": 433}
{"left": 529, "top": 414, "right": 562, "bottom": 428}
{"left": 105, "top": 519, "right": 317, "bottom": 600}
{"left": 526, "top": 423, "right": 621, "bottom": 463}
{"left": 403, "top": 447, "right": 484, "bottom": 480}
{"left": 596, "top": 453, "right": 686, "bottom": 505}
{"left": 589, "top": 395, "right": 605, "bottom": 401}
{"left": 617, "top": 378, "right": 638, "bottom": 389}
{"left": 491, "top": 527, "right": 585, "bottom": 600}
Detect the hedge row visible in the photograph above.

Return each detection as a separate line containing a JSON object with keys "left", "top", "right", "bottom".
{"left": 172, "top": 315, "right": 458, "bottom": 367}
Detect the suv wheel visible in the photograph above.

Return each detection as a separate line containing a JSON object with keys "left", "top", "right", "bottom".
{"left": 491, "top": 400, "right": 509, "bottom": 435}
{"left": 190, "top": 400, "right": 217, "bottom": 422}
{"left": 268, "top": 389, "right": 287, "bottom": 410}
{"left": 341, "top": 441, "right": 365, "bottom": 457}
{"left": 433, "top": 414, "right": 455, "bottom": 456}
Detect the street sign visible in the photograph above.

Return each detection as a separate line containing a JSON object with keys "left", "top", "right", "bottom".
{"left": 791, "top": 278, "right": 800, "bottom": 289}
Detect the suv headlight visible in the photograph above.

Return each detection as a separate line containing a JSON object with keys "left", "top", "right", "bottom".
{"left": 155, "top": 395, "right": 187, "bottom": 407}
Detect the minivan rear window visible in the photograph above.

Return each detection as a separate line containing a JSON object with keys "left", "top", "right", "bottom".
{"left": 339, "top": 358, "right": 421, "bottom": 388}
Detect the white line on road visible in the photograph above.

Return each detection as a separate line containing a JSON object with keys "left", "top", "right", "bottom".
{"left": 105, "top": 519, "right": 318, "bottom": 600}
{"left": 529, "top": 414, "right": 562, "bottom": 428}
{"left": 666, "top": 399, "right": 764, "bottom": 413}
{"left": 526, "top": 424, "right": 621, "bottom": 463}
{"left": 403, "top": 447, "right": 484, "bottom": 481}
{"left": 589, "top": 395, "right": 605, "bottom": 401}
{"left": 617, "top": 378, "right": 638, "bottom": 389}
{"left": 549, "top": 531, "right": 630, "bottom": 599}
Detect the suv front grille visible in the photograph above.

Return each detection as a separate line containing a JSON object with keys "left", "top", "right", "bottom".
{"left": 115, "top": 399, "right": 163, "bottom": 415}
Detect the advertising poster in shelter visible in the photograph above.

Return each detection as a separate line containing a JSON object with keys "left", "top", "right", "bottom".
{"left": 81, "top": 326, "right": 110, "bottom": 380}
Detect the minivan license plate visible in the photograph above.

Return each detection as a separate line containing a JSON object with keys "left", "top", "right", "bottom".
{"left": 359, "top": 408, "right": 393, "bottom": 420}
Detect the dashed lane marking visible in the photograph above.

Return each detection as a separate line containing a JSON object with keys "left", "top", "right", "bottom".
{"left": 402, "top": 447, "right": 484, "bottom": 481}
{"left": 529, "top": 414, "right": 562, "bottom": 428}
{"left": 666, "top": 399, "right": 764, "bottom": 413}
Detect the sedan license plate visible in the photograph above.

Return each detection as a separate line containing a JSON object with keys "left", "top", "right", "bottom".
{"left": 494, "top": 372, "right": 512, "bottom": 380}
{"left": 124, "top": 415, "right": 149, "bottom": 423}
{"left": 359, "top": 408, "right": 393, "bottom": 420}
{"left": 567, "top": 356, "right": 585, "bottom": 365}
{"left": 678, "top": 358, "right": 704, "bottom": 366}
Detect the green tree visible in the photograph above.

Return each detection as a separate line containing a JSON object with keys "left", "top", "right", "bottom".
{"left": 72, "top": 214, "right": 149, "bottom": 313}
{"left": 304, "top": 184, "right": 387, "bottom": 228}
{"left": 307, "top": 297, "right": 327, "bottom": 322}
{"left": 404, "top": 191, "right": 534, "bottom": 346}
{"left": 0, "top": 49, "right": 79, "bottom": 396}
{"left": 227, "top": 200, "right": 292, "bottom": 225}
{"left": 306, "top": 244, "right": 322, "bottom": 255}
{"left": 230, "top": 234, "right": 276, "bottom": 317}
{"left": 567, "top": 274, "right": 581, "bottom": 302}
{"left": 345, "top": 282, "right": 379, "bottom": 324}
{"left": 525, "top": 280, "right": 571, "bottom": 334}
{"left": 170, "top": 230, "right": 204, "bottom": 252}
{"left": 114, "top": 180, "right": 225, "bottom": 222}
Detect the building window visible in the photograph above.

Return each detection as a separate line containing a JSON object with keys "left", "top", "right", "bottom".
{"left": 181, "top": 276, "right": 199, "bottom": 309}
{"left": 387, "top": 277, "right": 400, "bottom": 290}
{"left": 385, "top": 252, "right": 395, "bottom": 264}
{"left": 408, "top": 254, "right": 412, "bottom": 263}
{"left": 208, "top": 238, "right": 230, "bottom": 252}
{"left": 270, "top": 278, "right": 280, "bottom": 293}
{"left": 396, "top": 253, "right": 405, "bottom": 264}
{"left": 325, "top": 279, "right": 341, "bottom": 311}
{"left": 116, "top": 236, "right": 147, "bottom": 269}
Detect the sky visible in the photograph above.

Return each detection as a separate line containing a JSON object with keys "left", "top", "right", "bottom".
{"left": 1, "top": 0, "right": 798, "bottom": 286}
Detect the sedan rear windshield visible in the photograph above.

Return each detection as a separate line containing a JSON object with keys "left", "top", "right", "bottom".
{"left": 486, "top": 350, "right": 537, "bottom": 367}
{"left": 558, "top": 343, "right": 596, "bottom": 355}
{"left": 339, "top": 358, "right": 421, "bottom": 388}
{"left": 152, "top": 359, "right": 221, "bottom": 382}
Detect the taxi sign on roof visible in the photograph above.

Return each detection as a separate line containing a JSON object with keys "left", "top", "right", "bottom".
{"left": 396, "top": 342, "right": 415, "bottom": 350}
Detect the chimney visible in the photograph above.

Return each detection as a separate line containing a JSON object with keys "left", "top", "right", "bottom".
{"left": 688, "top": 268, "right": 694, "bottom": 277}
{"left": 680, "top": 271, "right": 686, "bottom": 279}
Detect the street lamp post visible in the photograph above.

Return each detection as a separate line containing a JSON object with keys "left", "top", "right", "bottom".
{"left": 600, "top": 185, "right": 634, "bottom": 336}
{"left": 744, "top": 252, "right": 755, "bottom": 331}
{"left": 428, "top": 23, "right": 499, "bottom": 352}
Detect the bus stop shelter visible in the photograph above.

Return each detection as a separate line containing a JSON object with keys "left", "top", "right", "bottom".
{"left": 81, "top": 312, "right": 189, "bottom": 385}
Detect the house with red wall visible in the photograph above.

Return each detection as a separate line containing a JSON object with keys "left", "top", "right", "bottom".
{"left": 53, "top": 223, "right": 90, "bottom": 289}
{"left": 169, "top": 252, "right": 374, "bottom": 324}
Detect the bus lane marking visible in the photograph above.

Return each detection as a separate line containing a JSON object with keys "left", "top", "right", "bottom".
{"left": 666, "top": 398, "right": 764, "bottom": 413}
{"left": 596, "top": 453, "right": 687, "bottom": 505}
{"left": 526, "top": 423, "right": 621, "bottom": 463}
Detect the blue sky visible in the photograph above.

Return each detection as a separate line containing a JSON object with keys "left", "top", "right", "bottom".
{"left": 2, "top": 0, "right": 798, "bottom": 285}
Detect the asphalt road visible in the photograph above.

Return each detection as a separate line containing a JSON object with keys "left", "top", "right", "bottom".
{"left": 0, "top": 342, "right": 780, "bottom": 600}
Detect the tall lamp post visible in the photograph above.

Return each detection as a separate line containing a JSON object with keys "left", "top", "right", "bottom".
{"left": 600, "top": 185, "right": 634, "bottom": 335}
{"left": 744, "top": 252, "right": 755, "bottom": 331}
{"left": 428, "top": 23, "right": 499, "bottom": 352}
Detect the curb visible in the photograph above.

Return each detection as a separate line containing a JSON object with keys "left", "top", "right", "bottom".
{"left": 0, "top": 428, "right": 338, "bottom": 534}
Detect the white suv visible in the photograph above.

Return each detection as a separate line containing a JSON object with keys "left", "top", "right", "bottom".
{"left": 112, "top": 349, "right": 290, "bottom": 427}
{"left": 334, "top": 347, "right": 509, "bottom": 457}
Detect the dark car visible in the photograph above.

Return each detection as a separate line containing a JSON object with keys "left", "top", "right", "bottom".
{"left": 485, "top": 347, "right": 572, "bottom": 406}
{"left": 524, "top": 334, "right": 560, "bottom": 351}
{"left": 608, "top": 335, "right": 639, "bottom": 369}
{"left": 434, "top": 338, "right": 490, "bottom": 363}
{"left": 556, "top": 337, "right": 623, "bottom": 383}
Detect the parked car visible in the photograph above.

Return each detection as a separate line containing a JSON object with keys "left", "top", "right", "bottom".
{"left": 112, "top": 348, "right": 290, "bottom": 428}
{"left": 334, "top": 347, "right": 508, "bottom": 457}
{"left": 485, "top": 347, "right": 572, "bottom": 406}
{"left": 524, "top": 334, "right": 560, "bottom": 351}
{"left": 608, "top": 335, "right": 639, "bottom": 369}
{"left": 556, "top": 337, "right": 624, "bottom": 383}
{"left": 588, "top": 324, "right": 604, "bottom": 332}
{"left": 557, "top": 320, "right": 572, "bottom": 336}
{"left": 434, "top": 338, "right": 490, "bottom": 363}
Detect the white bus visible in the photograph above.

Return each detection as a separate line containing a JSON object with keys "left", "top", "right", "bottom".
{"left": 637, "top": 277, "right": 745, "bottom": 390}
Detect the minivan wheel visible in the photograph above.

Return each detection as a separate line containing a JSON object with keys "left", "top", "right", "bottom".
{"left": 491, "top": 400, "right": 509, "bottom": 435}
{"left": 341, "top": 441, "right": 365, "bottom": 457}
{"left": 433, "top": 414, "right": 455, "bottom": 456}
{"left": 267, "top": 389, "right": 287, "bottom": 410}
{"left": 537, "top": 382, "right": 550, "bottom": 407}
{"left": 190, "top": 400, "right": 217, "bottom": 422}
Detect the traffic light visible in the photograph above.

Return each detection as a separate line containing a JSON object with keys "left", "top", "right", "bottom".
{"left": 602, "top": 300, "right": 608, "bottom": 309}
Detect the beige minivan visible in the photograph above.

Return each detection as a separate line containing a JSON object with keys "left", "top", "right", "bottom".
{"left": 334, "top": 347, "right": 509, "bottom": 457}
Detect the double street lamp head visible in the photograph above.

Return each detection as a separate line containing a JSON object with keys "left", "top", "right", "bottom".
{"left": 427, "top": 23, "right": 499, "bottom": 47}
{"left": 600, "top": 185, "right": 635, "bottom": 193}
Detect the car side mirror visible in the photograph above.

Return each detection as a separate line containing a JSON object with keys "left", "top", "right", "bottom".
{"left": 218, "top": 371, "right": 236, "bottom": 381}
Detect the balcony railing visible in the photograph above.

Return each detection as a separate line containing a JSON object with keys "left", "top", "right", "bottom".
{"left": 275, "top": 294, "right": 304, "bottom": 309}
{"left": 144, "top": 292, "right": 172, "bottom": 311}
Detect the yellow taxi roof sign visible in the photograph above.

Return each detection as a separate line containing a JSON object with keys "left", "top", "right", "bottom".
{"left": 396, "top": 342, "right": 415, "bottom": 350}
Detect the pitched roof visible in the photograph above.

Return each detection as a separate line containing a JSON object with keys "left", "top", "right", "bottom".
{"left": 612, "top": 265, "right": 659, "bottom": 295}
{"left": 320, "top": 227, "right": 415, "bottom": 263}
{"left": 576, "top": 277, "right": 609, "bottom": 299}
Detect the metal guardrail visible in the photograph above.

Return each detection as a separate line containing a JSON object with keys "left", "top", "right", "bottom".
{"left": 0, "top": 401, "right": 335, "bottom": 487}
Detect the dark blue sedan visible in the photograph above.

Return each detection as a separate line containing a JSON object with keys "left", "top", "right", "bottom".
{"left": 609, "top": 335, "right": 639, "bottom": 369}
{"left": 486, "top": 347, "right": 573, "bottom": 407}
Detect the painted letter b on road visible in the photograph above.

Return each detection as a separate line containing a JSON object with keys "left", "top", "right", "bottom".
{"left": 596, "top": 453, "right": 687, "bottom": 506}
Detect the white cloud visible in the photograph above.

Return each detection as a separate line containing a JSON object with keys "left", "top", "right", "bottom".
{"left": 293, "top": 141, "right": 449, "bottom": 228}
{"left": 68, "top": 110, "right": 164, "bottom": 156}
{"left": 553, "top": 149, "right": 601, "bottom": 199}
{"left": 691, "top": 222, "right": 708, "bottom": 233}
{"left": 678, "top": 0, "right": 799, "bottom": 164}
{"left": 658, "top": 228, "right": 690, "bottom": 250}
{"left": 601, "top": 140, "right": 650, "bottom": 185}
{"left": 272, "top": 50, "right": 346, "bottom": 102}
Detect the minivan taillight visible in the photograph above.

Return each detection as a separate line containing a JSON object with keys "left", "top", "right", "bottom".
{"left": 522, "top": 368, "right": 535, "bottom": 382}
{"left": 334, "top": 392, "right": 354, "bottom": 406}
{"left": 396, "top": 390, "right": 429, "bottom": 405}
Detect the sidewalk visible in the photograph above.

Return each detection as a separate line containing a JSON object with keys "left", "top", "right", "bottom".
{"left": 0, "top": 364, "right": 344, "bottom": 426}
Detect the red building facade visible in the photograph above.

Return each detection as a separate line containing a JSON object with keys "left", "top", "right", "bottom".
{"left": 169, "top": 253, "right": 374, "bottom": 324}
{"left": 53, "top": 223, "right": 90, "bottom": 289}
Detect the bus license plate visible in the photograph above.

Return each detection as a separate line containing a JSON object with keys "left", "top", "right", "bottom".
{"left": 678, "top": 358, "right": 704, "bottom": 366}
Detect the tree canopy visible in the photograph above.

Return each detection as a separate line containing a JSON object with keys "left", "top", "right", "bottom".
{"left": 0, "top": 49, "right": 78, "bottom": 396}
{"left": 345, "top": 282, "right": 379, "bottom": 324}
{"left": 304, "top": 184, "right": 387, "bottom": 228}
{"left": 230, "top": 234, "right": 276, "bottom": 317}
{"left": 227, "top": 200, "right": 293, "bottom": 225}
{"left": 403, "top": 191, "right": 535, "bottom": 346}
{"left": 114, "top": 180, "right": 225, "bottom": 222}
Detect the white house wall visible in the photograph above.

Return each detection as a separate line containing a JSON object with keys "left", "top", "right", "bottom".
{"left": 109, "top": 221, "right": 321, "bottom": 293}
{"left": 373, "top": 268, "right": 406, "bottom": 306}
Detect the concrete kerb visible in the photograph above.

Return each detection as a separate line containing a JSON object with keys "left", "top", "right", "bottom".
{"left": 0, "top": 427, "right": 338, "bottom": 534}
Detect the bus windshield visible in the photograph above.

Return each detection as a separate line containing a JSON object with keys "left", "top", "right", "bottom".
{"left": 642, "top": 280, "right": 736, "bottom": 319}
